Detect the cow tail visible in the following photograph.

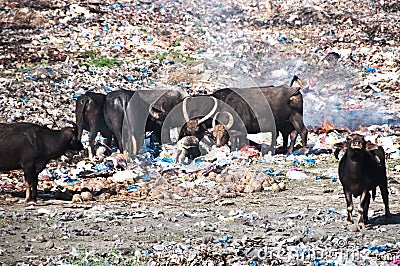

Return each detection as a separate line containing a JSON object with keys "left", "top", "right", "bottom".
{"left": 372, "top": 188, "right": 376, "bottom": 201}
{"left": 76, "top": 97, "right": 89, "bottom": 139}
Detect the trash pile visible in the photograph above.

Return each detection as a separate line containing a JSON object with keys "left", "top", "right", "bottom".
{"left": 1, "top": 0, "right": 400, "bottom": 264}
{"left": 1, "top": 0, "right": 400, "bottom": 128}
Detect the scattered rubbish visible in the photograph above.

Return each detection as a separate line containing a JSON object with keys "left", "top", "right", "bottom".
{"left": 286, "top": 169, "right": 308, "bottom": 180}
{"left": 0, "top": 1, "right": 399, "bottom": 265}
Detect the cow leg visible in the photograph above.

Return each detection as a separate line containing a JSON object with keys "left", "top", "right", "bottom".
{"left": 77, "top": 124, "right": 84, "bottom": 142}
{"left": 275, "top": 131, "right": 288, "bottom": 154}
{"left": 114, "top": 121, "right": 124, "bottom": 153}
{"left": 31, "top": 175, "right": 39, "bottom": 201}
{"left": 379, "top": 182, "right": 391, "bottom": 219}
{"left": 115, "top": 129, "right": 124, "bottom": 152}
{"left": 88, "top": 129, "right": 98, "bottom": 161}
{"left": 230, "top": 134, "right": 237, "bottom": 151}
{"left": 237, "top": 135, "right": 247, "bottom": 151}
{"left": 289, "top": 113, "right": 308, "bottom": 148}
{"left": 281, "top": 130, "right": 290, "bottom": 154}
{"left": 131, "top": 136, "right": 137, "bottom": 154}
{"left": 358, "top": 191, "right": 370, "bottom": 229}
{"left": 344, "top": 190, "right": 354, "bottom": 225}
{"left": 23, "top": 165, "right": 37, "bottom": 202}
{"left": 287, "top": 130, "right": 299, "bottom": 154}
{"left": 175, "top": 148, "right": 182, "bottom": 163}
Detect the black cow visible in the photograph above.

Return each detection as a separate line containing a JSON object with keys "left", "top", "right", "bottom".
{"left": 160, "top": 83, "right": 307, "bottom": 154}
{"left": 75, "top": 92, "right": 113, "bottom": 158}
{"left": 110, "top": 89, "right": 186, "bottom": 154}
{"left": 334, "top": 134, "right": 390, "bottom": 230}
{"left": 0, "top": 122, "right": 83, "bottom": 202}
{"left": 211, "top": 85, "right": 308, "bottom": 154}
{"left": 103, "top": 89, "right": 135, "bottom": 152}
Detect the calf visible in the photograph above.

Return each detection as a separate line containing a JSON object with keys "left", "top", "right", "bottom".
{"left": 75, "top": 92, "right": 113, "bottom": 158}
{"left": 0, "top": 122, "right": 83, "bottom": 202}
{"left": 175, "top": 136, "right": 201, "bottom": 163}
{"left": 334, "top": 134, "right": 390, "bottom": 230}
{"left": 212, "top": 111, "right": 234, "bottom": 147}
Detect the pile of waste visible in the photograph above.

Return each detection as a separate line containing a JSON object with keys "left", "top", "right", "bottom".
{"left": 1, "top": 0, "right": 400, "bottom": 265}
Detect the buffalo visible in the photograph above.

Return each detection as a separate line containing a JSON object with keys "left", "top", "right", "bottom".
{"left": 210, "top": 84, "right": 307, "bottom": 154}
{"left": 334, "top": 134, "right": 390, "bottom": 230}
{"left": 103, "top": 89, "right": 135, "bottom": 152}
{"left": 166, "top": 81, "right": 307, "bottom": 154}
{"left": 75, "top": 92, "right": 113, "bottom": 158}
{"left": 0, "top": 122, "right": 83, "bottom": 202}
{"left": 120, "top": 89, "right": 187, "bottom": 154}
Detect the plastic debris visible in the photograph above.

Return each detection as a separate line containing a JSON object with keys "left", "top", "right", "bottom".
{"left": 0, "top": 0, "right": 399, "bottom": 265}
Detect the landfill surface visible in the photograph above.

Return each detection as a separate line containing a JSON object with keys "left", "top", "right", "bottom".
{"left": 1, "top": 0, "right": 400, "bottom": 265}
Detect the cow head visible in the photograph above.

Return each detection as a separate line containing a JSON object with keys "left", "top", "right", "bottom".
{"left": 212, "top": 111, "right": 234, "bottom": 147}
{"left": 179, "top": 119, "right": 208, "bottom": 141}
{"left": 63, "top": 127, "right": 84, "bottom": 151}
{"left": 149, "top": 90, "right": 185, "bottom": 121}
{"left": 335, "top": 134, "right": 379, "bottom": 151}
{"left": 178, "top": 96, "right": 218, "bottom": 141}
{"left": 334, "top": 133, "right": 380, "bottom": 160}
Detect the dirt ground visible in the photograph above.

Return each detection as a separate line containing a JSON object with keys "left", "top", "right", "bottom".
{"left": 1, "top": 153, "right": 399, "bottom": 265}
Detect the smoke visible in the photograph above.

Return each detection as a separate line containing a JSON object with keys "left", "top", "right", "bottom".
{"left": 184, "top": 0, "right": 397, "bottom": 129}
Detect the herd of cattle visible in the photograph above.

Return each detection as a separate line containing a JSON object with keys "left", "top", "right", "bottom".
{"left": 0, "top": 76, "right": 391, "bottom": 230}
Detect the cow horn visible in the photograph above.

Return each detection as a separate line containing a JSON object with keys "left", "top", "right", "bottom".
{"left": 290, "top": 75, "right": 305, "bottom": 88}
{"left": 198, "top": 97, "right": 218, "bottom": 124}
{"left": 212, "top": 112, "right": 220, "bottom": 128}
{"left": 224, "top": 112, "right": 234, "bottom": 130}
{"left": 182, "top": 97, "right": 190, "bottom": 122}
{"left": 212, "top": 111, "right": 234, "bottom": 130}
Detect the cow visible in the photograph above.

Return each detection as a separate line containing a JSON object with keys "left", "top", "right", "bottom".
{"left": 103, "top": 89, "right": 135, "bottom": 152}
{"left": 0, "top": 122, "right": 83, "bottom": 202}
{"left": 175, "top": 136, "right": 201, "bottom": 163}
{"left": 210, "top": 84, "right": 308, "bottom": 154}
{"left": 177, "top": 96, "right": 219, "bottom": 141}
{"left": 279, "top": 75, "right": 308, "bottom": 153}
{"left": 334, "top": 133, "right": 390, "bottom": 230}
{"left": 113, "top": 89, "right": 187, "bottom": 154}
{"left": 211, "top": 112, "right": 234, "bottom": 147}
{"left": 159, "top": 81, "right": 307, "bottom": 154}
{"left": 75, "top": 92, "right": 113, "bottom": 158}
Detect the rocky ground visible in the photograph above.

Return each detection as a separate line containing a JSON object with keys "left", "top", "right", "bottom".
{"left": 1, "top": 0, "right": 400, "bottom": 265}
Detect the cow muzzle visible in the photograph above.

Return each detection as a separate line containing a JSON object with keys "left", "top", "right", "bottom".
{"left": 350, "top": 141, "right": 362, "bottom": 149}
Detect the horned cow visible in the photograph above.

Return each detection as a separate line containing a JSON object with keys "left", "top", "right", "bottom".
{"left": 334, "top": 133, "right": 390, "bottom": 230}
{"left": 210, "top": 83, "right": 308, "bottom": 154}
{"left": 0, "top": 122, "right": 83, "bottom": 202}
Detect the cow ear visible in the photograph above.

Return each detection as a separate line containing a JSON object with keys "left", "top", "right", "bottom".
{"left": 333, "top": 141, "right": 347, "bottom": 160}
{"left": 365, "top": 142, "right": 379, "bottom": 151}
{"left": 333, "top": 142, "right": 347, "bottom": 150}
